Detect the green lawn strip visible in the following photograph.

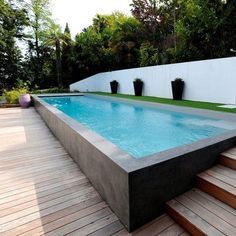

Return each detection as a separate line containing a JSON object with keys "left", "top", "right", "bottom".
{"left": 91, "top": 92, "right": 236, "bottom": 114}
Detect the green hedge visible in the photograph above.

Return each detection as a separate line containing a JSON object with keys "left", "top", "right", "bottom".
{"left": 32, "top": 88, "right": 71, "bottom": 94}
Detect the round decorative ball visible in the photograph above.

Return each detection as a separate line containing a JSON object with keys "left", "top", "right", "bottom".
{"left": 19, "top": 94, "right": 31, "bottom": 108}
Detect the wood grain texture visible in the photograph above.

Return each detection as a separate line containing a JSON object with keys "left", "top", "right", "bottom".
{"left": 197, "top": 169, "right": 236, "bottom": 208}
{"left": 166, "top": 188, "right": 236, "bottom": 236}
{"left": 220, "top": 153, "right": 236, "bottom": 170}
{"left": 0, "top": 107, "right": 188, "bottom": 235}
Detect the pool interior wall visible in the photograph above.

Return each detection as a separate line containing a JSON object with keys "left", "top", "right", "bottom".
{"left": 42, "top": 95, "right": 235, "bottom": 159}
{"left": 33, "top": 94, "right": 236, "bottom": 232}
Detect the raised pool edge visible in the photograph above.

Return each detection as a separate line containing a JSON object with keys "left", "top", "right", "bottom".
{"left": 32, "top": 93, "right": 236, "bottom": 232}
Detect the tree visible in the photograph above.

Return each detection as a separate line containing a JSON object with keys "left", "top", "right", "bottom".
{"left": 108, "top": 13, "right": 142, "bottom": 69}
{"left": 43, "top": 20, "right": 65, "bottom": 88}
{"left": 173, "top": 0, "right": 236, "bottom": 61}
{"left": 139, "top": 42, "right": 159, "bottom": 66}
{"left": 26, "top": 0, "right": 52, "bottom": 84}
{"left": 61, "top": 23, "right": 74, "bottom": 87}
{"left": 72, "top": 12, "right": 142, "bottom": 81}
{"left": 0, "top": 0, "right": 28, "bottom": 92}
{"left": 130, "top": 0, "right": 181, "bottom": 63}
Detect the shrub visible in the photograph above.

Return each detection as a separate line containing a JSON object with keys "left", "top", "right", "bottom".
{"left": 4, "top": 88, "right": 28, "bottom": 104}
{"left": 31, "top": 87, "right": 71, "bottom": 94}
{"left": 139, "top": 42, "right": 159, "bottom": 67}
{"left": 174, "top": 78, "right": 183, "bottom": 82}
{"left": 134, "top": 78, "right": 143, "bottom": 83}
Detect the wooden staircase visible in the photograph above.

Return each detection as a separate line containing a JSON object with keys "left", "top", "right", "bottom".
{"left": 220, "top": 148, "right": 236, "bottom": 170}
{"left": 166, "top": 147, "right": 236, "bottom": 235}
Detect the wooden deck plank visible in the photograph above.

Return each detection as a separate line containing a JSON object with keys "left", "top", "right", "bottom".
{"left": 0, "top": 160, "right": 75, "bottom": 182}
{"left": 0, "top": 161, "right": 72, "bottom": 179}
{"left": 1, "top": 191, "right": 99, "bottom": 232}
{"left": 1, "top": 186, "right": 95, "bottom": 224}
{"left": 204, "top": 168, "right": 236, "bottom": 187}
{"left": 184, "top": 189, "right": 236, "bottom": 226}
{"left": 133, "top": 215, "right": 174, "bottom": 236}
{"left": 222, "top": 147, "right": 236, "bottom": 157}
{"left": 0, "top": 178, "right": 89, "bottom": 211}
{"left": 0, "top": 174, "right": 86, "bottom": 203}
{"left": 193, "top": 188, "right": 236, "bottom": 215}
{"left": 0, "top": 148, "right": 65, "bottom": 163}
{"left": 0, "top": 165, "right": 80, "bottom": 192}
{"left": 0, "top": 166, "right": 83, "bottom": 194}
{"left": 176, "top": 194, "right": 236, "bottom": 235}
{"left": 67, "top": 214, "right": 118, "bottom": 236}
{"left": 2, "top": 196, "right": 103, "bottom": 236}
{"left": 0, "top": 108, "right": 189, "bottom": 235}
{"left": 44, "top": 208, "right": 113, "bottom": 236}
{"left": 197, "top": 172, "right": 236, "bottom": 193}
{"left": 197, "top": 172, "right": 236, "bottom": 208}
{"left": 0, "top": 161, "right": 76, "bottom": 182}
{"left": 88, "top": 221, "right": 124, "bottom": 236}
{"left": 221, "top": 152, "right": 236, "bottom": 161}
{"left": 21, "top": 202, "right": 109, "bottom": 236}
{"left": 166, "top": 199, "right": 224, "bottom": 236}
{"left": 220, "top": 153, "right": 236, "bottom": 170}
{"left": 0, "top": 141, "right": 62, "bottom": 157}
{"left": 156, "top": 223, "right": 187, "bottom": 235}
{"left": 212, "top": 165, "right": 236, "bottom": 180}
{"left": 0, "top": 181, "right": 90, "bottom": 217}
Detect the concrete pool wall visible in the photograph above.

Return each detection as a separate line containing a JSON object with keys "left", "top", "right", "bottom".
{"left": 32, "top": 94, "right": 236, "bottom": 232}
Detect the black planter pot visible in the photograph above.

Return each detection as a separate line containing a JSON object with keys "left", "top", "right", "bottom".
{"left": 171, "top": 80, "right": 185, "bottom": 100}
{"left": 133, "top": 81, "right": 143, "bottom": 96}
{"left": 110, "top": 81, "right": 118, "bottom": 94}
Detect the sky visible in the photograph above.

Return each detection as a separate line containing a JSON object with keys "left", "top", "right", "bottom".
{"left": 51, "top": 0, "right": 132, "bottom": 38}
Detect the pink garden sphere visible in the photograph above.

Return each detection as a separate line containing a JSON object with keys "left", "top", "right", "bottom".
{"left": 19, "top": 94, "right": 31, "bottom": 108}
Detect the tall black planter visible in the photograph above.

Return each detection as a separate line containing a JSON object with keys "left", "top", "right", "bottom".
{"left": 133, "top": 81, "right": 143, "bottom": 96}
{"left": 171, "top": 80, "right": 185, "bottom": 100}
{"left": 110, "top": 81, "right": 118, "bottom": 94}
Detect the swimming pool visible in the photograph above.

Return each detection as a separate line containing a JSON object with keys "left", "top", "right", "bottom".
{"left": 42, "top": 95, "right": 235, "bottom": 158}
{"left": 33, "top": 94, "right": 236, "bottom": 232}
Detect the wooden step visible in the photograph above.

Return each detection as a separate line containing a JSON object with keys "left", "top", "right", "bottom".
{"left": 111, "top": 214, "right": 190, "bottom": 236}
{"left": 166, "top": 188, "right": 236, "bottom": 236}
{"left": 197, "top": 165, "right": 236, "bottom": 208}
{"left": 220, "top": 149, "right": 236, "bottom": 170}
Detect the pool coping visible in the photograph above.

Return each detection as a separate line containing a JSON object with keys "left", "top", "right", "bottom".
{"left": 32, "top": 93, "right": 236, "bottom": 231}
{"left": 34, "top": 93, "right": 236, "bottom": 172}
{"left": 87, "top": 93, "right": 236, "bottom": 161}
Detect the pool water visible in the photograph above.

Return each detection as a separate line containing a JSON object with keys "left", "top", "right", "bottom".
{"left": 43, "top": 96, "right": 236, "bottom": 158}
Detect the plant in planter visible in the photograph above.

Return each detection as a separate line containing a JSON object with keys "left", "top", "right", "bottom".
{"left": 171, "top": 78, "right": 185, "bottom": 100}
{"left": 110, "top": 80, "right": 118, "bottom": 94}
{"left": 133, "top": 78, "right": 143, "bottom": 96}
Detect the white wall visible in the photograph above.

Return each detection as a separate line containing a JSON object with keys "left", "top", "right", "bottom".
{"left": 70, "top": 57, "right": 236, "bottom": 104}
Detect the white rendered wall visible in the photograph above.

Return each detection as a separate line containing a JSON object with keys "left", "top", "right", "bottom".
{"left": 70, "top": 57, "right": 236, "bottom": 104}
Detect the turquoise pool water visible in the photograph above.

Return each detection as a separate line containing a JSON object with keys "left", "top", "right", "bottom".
{"left": 43, "top": 96, "right": 235, "bottom": 158}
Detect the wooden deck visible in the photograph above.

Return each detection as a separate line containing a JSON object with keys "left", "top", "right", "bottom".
{"left": 0, "top": 108, "right": 188, "bottom": 236}
{"left": 167, "top": 155, "right": 236, "bottom": 235}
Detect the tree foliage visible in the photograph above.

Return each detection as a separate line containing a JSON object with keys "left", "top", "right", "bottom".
{"left": 24, "top": 0, "right": 53, "bottom": 86}
{"left": 173, "top": 0, "right": 236, "bottom": 61}
{"left": 139, "top": 42, "right": 159, "bottom": 66}
{"left": 0, "top": 0, "right": 28, "bottom": 92}
{"left": 73, "top": 12, "right": 142, "bottom": 80}
{"left": 1, "top": 0, "right": 236, "bottom": 91}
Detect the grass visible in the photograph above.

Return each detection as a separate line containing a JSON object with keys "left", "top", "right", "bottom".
{"left": 92, "top": 92, "right": 236, "bottom": 114}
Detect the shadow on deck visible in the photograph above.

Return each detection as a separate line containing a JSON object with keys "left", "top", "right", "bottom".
{"left": 0, "top": 108, "right": 188, "bottom": 235}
